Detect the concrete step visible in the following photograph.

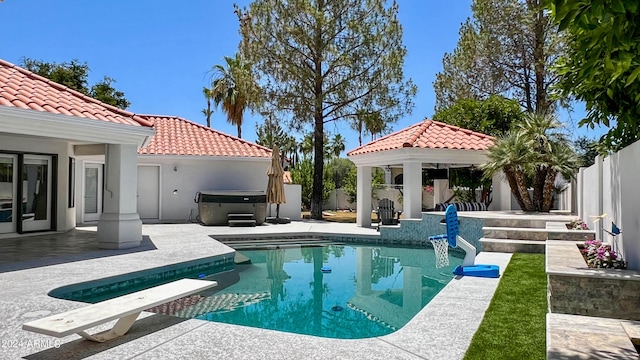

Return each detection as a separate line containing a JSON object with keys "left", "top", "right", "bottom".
{"left": 228, "top": 213, "right": 255, "bottom": 220}
{"left": 483, "top": 226, "right": 549, "bottom": 241}
{"left": 545, "top": 222, "right": 596, "bottom": 241}
{"left": 228, "top": 219, "right": 256, "bottom": 227}
{"left": 483, "top": 218, "right": 567, "bottom": 229}
{"left": 480, "top": 238, "right": 545, "bottom": 253}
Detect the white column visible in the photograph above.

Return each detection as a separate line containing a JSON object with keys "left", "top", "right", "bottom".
{"left": 97, "top": 144, "right": 142, "bottom": 249}
{"left": 489, "top": 172, "right": 512, "bottom": 211}
{"left": 402, "top": 161, "right": 422, "bottom": 219}
{"left": 356, "top": 166, "right": 372, "bottom": 227}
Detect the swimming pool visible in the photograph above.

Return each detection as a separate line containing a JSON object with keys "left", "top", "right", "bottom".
{"left": 172, "top": 244, "right": 463, "bottom": 339}
{"left": 51, "top": 241, "right": 464, "bottom": 339}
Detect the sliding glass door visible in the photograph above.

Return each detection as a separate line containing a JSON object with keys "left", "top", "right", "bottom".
{"left": 83, "top": 163, "right": 102, "bottom": 222}
{"left": 21, "top": 155, "right": 52, "bottom": 232}
{"left": 0, "top": 154, "right": 17, "bottom": 234}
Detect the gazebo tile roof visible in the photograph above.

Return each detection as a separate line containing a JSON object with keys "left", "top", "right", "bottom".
{"left": 347, "top": 119, "right": 494, "bottom": 156}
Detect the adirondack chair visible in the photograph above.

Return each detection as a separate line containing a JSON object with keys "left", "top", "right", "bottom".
{"left": 377, "top": 198, "right": 402, "bottom": 226}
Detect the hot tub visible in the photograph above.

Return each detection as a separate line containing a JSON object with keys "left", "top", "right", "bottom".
{"left": 195, "top": 191, "right": 267, "bottom": 226}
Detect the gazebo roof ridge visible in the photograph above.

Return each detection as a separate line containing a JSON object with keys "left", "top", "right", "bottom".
{"left": 347, "top": 118, "right": 495, "bottom": 156}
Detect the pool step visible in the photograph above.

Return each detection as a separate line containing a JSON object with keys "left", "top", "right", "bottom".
{"left": 480, "top": 238, "right": 545, "bottom": 253}
{"left": 217, "top": 237, "right": 333, "bottom": 249}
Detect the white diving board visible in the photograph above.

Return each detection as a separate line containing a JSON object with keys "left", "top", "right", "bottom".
{"left": 23, "top": 278, "right": 217, "bottom": 342}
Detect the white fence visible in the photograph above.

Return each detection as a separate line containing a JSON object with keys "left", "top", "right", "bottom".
{"left": 322, "top": 187, "right": 436, "bottom": 211}
{"left": 576, "top": 139, "right": 640, "bottom": 271}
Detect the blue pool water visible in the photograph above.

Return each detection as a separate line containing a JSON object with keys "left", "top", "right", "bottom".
{"left": 190, "top": 244, "right": 463, "bottom": 339}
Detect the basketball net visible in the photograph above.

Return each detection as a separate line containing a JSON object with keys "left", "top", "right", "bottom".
{"left": 431, "top": 238, "right": 450, "bottom": 268}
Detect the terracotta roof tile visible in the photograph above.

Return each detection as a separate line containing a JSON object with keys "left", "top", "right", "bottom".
{"left": 0, "top": 59, "right": 152, "bottom": 127}
{"left": 347, "top": 119, "right": 495, "bottom": 156}
{"left": 138, "top": 115, "right": 272, "bottom": 158}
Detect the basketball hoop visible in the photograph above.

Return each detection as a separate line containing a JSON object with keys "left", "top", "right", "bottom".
{"left": 431, "top": 238, "right": 450, "bottom": 268}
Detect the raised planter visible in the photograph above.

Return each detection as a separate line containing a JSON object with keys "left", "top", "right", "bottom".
{"left": 547, "top": 240, "right": 640, "bottom": 320}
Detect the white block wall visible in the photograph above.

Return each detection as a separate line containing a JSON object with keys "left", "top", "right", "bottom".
{"left": 577, "top": 141, "right": 640, "bottom": 270}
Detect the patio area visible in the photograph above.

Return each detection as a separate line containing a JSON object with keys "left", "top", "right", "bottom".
{"left": 0, "top": 221, "right": 510, "bottom": 360}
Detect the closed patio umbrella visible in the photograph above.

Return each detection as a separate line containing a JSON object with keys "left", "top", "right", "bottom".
{"left": 266, "top": 145, "right": 287, "bottom": 221}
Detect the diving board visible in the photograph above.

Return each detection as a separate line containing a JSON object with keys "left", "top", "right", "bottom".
{"left": 23, "top": 278, "right": 217, "bottom": 342}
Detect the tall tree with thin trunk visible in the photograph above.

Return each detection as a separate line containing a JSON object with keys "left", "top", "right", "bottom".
{"left": 202, "top": 87, "right": 213, "bottom": 128}
{"left": 210, "top": 53, "right": 260, "bottom": 138}
{"left": 235, "top": 0, "right": 416, "bottom": 219}
{"left": 433, "top": 0, "right": 566, "bottom": 115}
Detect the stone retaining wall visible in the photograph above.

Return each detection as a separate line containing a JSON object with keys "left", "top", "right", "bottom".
{"left": 547, "top": 240, "right": 640, "bottom": 320}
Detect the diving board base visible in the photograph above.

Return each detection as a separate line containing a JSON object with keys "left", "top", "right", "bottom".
{"left": 76, "top": 312, "right": 141, "bottom": 342}
{"left": 453, "top": 264, "right": 500, "bottom": 278}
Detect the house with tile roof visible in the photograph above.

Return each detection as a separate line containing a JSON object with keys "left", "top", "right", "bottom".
{"left": 347, "top": 119, "right": 513, "bottom": 227}
{"left": 134, "top": 115, "right": 279, "bottom": 222}
{"left": 0, "top": 59, "right": 154, "bottom": 248}
{"left": 0, "top": 59, "right": 300, "bottom": 244}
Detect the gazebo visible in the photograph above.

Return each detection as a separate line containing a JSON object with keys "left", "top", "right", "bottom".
{"left": 346, "top": 119, "right": 513, "bottom": 227}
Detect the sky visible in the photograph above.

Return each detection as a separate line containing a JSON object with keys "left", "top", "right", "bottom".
{"left": 0, "top": 0, "right": 608, "bottom": 154}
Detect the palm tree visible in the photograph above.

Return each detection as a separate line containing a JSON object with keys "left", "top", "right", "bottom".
{"left": 353, "top": 110, "right": 386, "bottom": 145}
{"left": 299, "top": 134, "right": 314, "bottom": 158}
{"left": 482, "top": 113, "right": 581, "bottom": 212}
{"left": 210, "top": 53, "right": 258, "bottom": 138}
{"left": 364, "top": 112, "right": 386, "bottom": 141}
{"left": 202, "top": 87, "right": 213, "bottom": 127}
{"left": 482, "top": 131, "right": 536, "bottom": 211}
{"left": 329, "top": 134, "right": 345, "bottom": 158}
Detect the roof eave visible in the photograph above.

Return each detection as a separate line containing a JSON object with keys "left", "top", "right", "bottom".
{"left": 0, "top": 106, "right": 155, "bottom": 147}
{"left": 347, "top": 147, "right": 489, "bottom": 167}
{"left": 137, "top": 154, "right": 272, "bottom": 162}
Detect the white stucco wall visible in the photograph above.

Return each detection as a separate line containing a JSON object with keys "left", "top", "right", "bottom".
{"left": 137, "top": 156, "right": 270, "bottom": 222}
{"left": 614, "top": 141, "right": 640, "bottom": 270}
{"left": 578, "top": 142, "right": 640, "bottom": 271}
{"left": 267, "top": 184, "right": 302, "bottom": 220}
{"left": 0, "top": 134, "right": 74, "bottom": 232}
{"left": 580, "top": 158, "right": 603, "bottom": 240}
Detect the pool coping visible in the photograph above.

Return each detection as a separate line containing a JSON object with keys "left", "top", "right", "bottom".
{"left": 0, "top": 223, "right": 512, "bottom": 359}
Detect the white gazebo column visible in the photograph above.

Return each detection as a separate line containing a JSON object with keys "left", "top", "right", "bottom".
{"left": 489, "top": 172, "right": 512, "bottom": 211}
{"left": 356, "top": 165, "right": 372, "bottom": 227}
{"left": 97, "top": 144, "right": 142, "bottom": 249}
{"left": 402, "top": 161, "right": 422, "bottom": 219}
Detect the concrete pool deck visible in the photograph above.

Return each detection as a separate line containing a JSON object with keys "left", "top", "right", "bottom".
{"left": 0, "top": 222, "right": 511, "bottom": 359}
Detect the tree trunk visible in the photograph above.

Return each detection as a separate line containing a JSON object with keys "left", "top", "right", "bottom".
{"left": 532, "top": 167, "right": 546, "bottom": 211}
{"left": 237, "top": 122, "right": 242, "bottom": 139}
{"left": 206, "top": 99, "right": 211, "bottom": 128}
{"left": 503, "top": 166, "right": 528, "bottom": 211}
{"left": 513, "top": 169, "right": 534, "bottom": 211}
{"left": 310, "top": 0, "right": 325, "bottom": 221}
{"left": 532, "top": 1, "right": 547, "bottom": 115}
{"left": 541, "top": 169, "right": 557, "bottom": 212}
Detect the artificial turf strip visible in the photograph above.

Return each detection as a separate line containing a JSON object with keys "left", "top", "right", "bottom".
{"left": 463, "top": 253, "right": 547, "bottom": 360}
